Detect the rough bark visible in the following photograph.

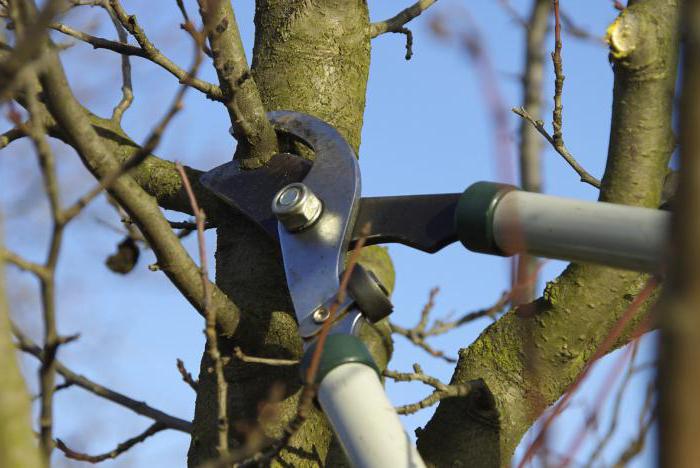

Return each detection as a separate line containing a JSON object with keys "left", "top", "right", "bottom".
{"left": 416, "top": 0, "right": 679, "bottom": 466}
{"left": 188, "top": 2, "right": 384, "bottom": 466}
{"left": 658, "top": 0, "right": 700, "bottom": 465}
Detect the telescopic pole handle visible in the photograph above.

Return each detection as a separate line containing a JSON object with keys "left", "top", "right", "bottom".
{"left": 455, "top": 182, "right": 670, "bottom": 273}
{"left": 302, "top": 334, "right": 426, "bottom": 468}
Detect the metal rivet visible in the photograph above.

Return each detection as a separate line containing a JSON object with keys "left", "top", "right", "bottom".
{"left": 312, "top": 306, "right": 330, "bottom": 323}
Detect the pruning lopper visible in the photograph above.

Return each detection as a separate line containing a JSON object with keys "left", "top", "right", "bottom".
{"left": 201, "top": 111, "right": 669, "bottom": 468}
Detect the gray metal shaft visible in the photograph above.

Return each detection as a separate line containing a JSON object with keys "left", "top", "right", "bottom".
{"left": 492, "top": 191, "right": 670, "bottom": 272}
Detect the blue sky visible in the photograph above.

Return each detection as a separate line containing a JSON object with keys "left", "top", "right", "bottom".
{"left": 1, "top": 1, "right": 658, "bottom": 466}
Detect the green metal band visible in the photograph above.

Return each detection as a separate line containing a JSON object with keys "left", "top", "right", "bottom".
{"left": 454, "top": 181, "right": 517, "bottom": 256}
{"left": 300, "top": 334, "right": 380, "bottom": 384}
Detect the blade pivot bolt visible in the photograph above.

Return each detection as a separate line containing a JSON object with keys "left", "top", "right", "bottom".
{"left": 272, "top": 182, "right": 323, "bottom": 232}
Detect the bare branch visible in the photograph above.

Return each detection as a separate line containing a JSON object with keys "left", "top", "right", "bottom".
{"left": 233, "top": 346, "right": 299, "bottom": 367}
{"left": 176, "top": 162, "right": 228, "bottom": 455}
{"left": 612, "top": 381, "right": 656, "bottom": 466}
{"left": 370, "top": 0, "right": 437, "bottom": 38}
{"left": 0, "top": 0, "right": 65, "bottom": 99}
{"left": 49, "top": 22, "right": 146, "bottom": 58}
{"left": 35, "top": 32, "right": 241, "bottom": 335}
{"left": 102, "top": 0, "right": 223, "bottom": 100}
{"left": 0, "top": 125, "right": 26, "bottom": 149}
{"left": 196, "top": 0, "right": 279, "bottom": 168}
{"left": 13, "top": 324, "right": 192, "bottom": 433}
{"left": 60, "top": 46, "right": 197, "bottom": 225}
{"left": 56, "top": 422, "right": 166, "bottom": 463}
{"left": 0, "top": 248, "right": 49, "bottom": 279}
{"left": 513, "top": 106, "right": 601, "bottom": 188}
{"left": 385, "top": 364, "right": 479, "bottom": 415}
{"left": 23, "top": 75, "right": 66, "bottom": 460}
{"left": 586, "top": 344, "right": 643, "bottom": 467}
{"left": 176, "top": 358, "right": 198, "bottom": 392}
{"left": 391, "top": 290, "right": 509, "bottom": 363}
{"left": 552, "top": 0, "right": 564, "bottom": 146}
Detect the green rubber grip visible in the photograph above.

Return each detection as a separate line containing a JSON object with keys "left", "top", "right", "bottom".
{"left": 454, "top": 181, "right": 517, "bottom": 256}
{"left": 300, "top": 334, "right": 380, "bottom": 384}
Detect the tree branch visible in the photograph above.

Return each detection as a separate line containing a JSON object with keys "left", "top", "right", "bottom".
{"left": 176, "top": 163, "right": 228, "bottom": 455}
{"left": 0, "top": 125, "right": 26, "bottom": 149}
{"left": 233, "top": 346, "right": 299, "bottom": 366}
{"left": 176, "top": 358, "right": 198, "bottom": 392}
{"left": 102, "top": 0, "right": 223, "bottom": 100}
{"left": 513, "top": 106, "right": 601, "bottom": 188}
{"left": 36, "top": 48, "right": 241, "bottom": 336}
{"left": 13, "top": 324, "right": 192, "bottom": 433}
{"left": 55, "top": 422, "right": 166, "bottom": 463}
{"left": 196, "top": 0, "right": 278, "bottom": 168}
{"left": 385, "top": 364, "right": 479, "bottom": 415}
{"left": 370, "top": 0, "right": 437, "bottom": 38}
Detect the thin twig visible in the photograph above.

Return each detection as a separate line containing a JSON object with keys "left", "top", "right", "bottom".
{"left": 585, "top": 343, "right": 643, "bottom": 467}
{"left": 612, "top": 381, "right": 656, "bottom": 467}
{"left": 552, "top": 0, "right": 564, "bottom": 146}
{"left": 0, "top": 248, "right": 49, "bottom": 278}
{"left": 370, "top": 0, "right": 437, "bottom": 37}
{"left": 0, "top": 125, "right": 26, "bottom": 149}
{"left": 13, "top": 324, "right": 192, "bottom": 433}
{"left": 370, "top": 0, "right": 436, "bottom": 60}
{"left": 176, "top": 358, "right": 198, "bottom": 391}
{"left": 176, "top": 163, "right": 228, "bottom": 455}
{"left": 60, "top": 22, "right": 205, "bottom": 224}
{"left": 24, "top": 79, "right": 65, "bottom": 461}
{"left": 512, "top": 1, "right": 602, "bottom": 189}
{"left": 175, "top": 0, "right": 213, "bottom": 57}
{"left": 49, "top": 22, "right": 146, "bottom": 58}
{"left": 391, "top": 290, "right": 509, "bottom": 363}
{"left": 98, "top": 0, "right": 223, "bottom": 100}
{"left": 497, "top": 0, "right": 527, "bottom": 26}
{"left": 233, "top": 347, "right": 299, "bottom": 366}
{"left": 32, "top": 380, "right": 75, "bottom": 401}
{"left": 56, "top": 422, "right": 166, "bottom": 463}
{"left": 106, "top": 4, "right": 133, "bottom": 122}
{"left": 385, "top": 363, "right": 478, "bottom": 415}
{"left": 513, "top": 106, "right": 601, "bottom": 188}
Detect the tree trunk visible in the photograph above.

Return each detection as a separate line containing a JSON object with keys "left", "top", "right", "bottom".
{"left": 187, "top": 2, "right": 395, "bottom": 465}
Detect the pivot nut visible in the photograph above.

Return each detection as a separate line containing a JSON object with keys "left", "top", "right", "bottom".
{"left": 272, "top": 183, "right": 323, "bottom": 232}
